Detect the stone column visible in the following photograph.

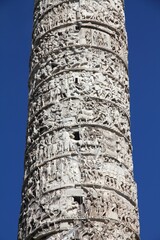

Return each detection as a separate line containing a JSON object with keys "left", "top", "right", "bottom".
{"left": 18, "top": 0, "right": 140, "bottom": 239}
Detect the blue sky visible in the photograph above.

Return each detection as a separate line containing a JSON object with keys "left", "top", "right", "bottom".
{"left": 0, "top": 0, "right": 160, "bottom": 239}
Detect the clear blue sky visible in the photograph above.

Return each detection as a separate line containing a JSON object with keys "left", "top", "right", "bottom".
{"left": 0, "top": 0, "right": 160, "bottom": 239}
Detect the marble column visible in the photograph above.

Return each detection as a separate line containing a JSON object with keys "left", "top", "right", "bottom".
{"left": 18, "top": 0, "right": 140, "bottom": 239}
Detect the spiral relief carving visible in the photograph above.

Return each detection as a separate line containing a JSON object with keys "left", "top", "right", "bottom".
{"left": 18, "top": 1, "right": 140, "bottom": 239}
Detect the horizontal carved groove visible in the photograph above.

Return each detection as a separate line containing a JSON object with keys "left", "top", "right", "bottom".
{"left": 38, "top": 184, "right": 137, "bottom": 207}
{"left": 29, "top": 68, "right": 129, "bottom": 101}
{"left": 30, "top": 23, "right": 118, "bottom": 64}
{"left": 28, "top": 80, "right": 129, "bottom": 106}
{"left": 25, "top": 122, "right": 131, "bottom": 153}
{"left": 29, "top": 44, "right": 128, "bottom": 83}
{"left": 23, "top": 151, "right": 132, "bottom": 187}
{"left": 30, "top": 33, "right": 127, "bottom": 73}
{"left": 26, "top": 216, "right": 139, "bottom": 240}
{"left": 80, "top": 184, "right": 137, "bottom": 206}
{"left": 33, "top": 19, "right": 125, "bottom": 46}
{"left": 33, "top": 3, "right": 124, "bottom": 36}
{"left": 28, "top": 96, "right": 130, "bottom": 126}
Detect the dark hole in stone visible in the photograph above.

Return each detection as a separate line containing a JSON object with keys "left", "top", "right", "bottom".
{"left": 39, "top": 119, "right": 43, "bottom": 124}
{"left": 75, "top": 77, "right": 78, "bottom": 84}
{"left": 75, "top": 25, "right": 80, "bottom": 31}
{"left": 73, "top": 131, "right": 80, "bottom": 140}
{"left": 40, "top": 127, "right": 44, "bottom": 134}
{"left": 73, "top": 196, "right": 83, "bottom": 205}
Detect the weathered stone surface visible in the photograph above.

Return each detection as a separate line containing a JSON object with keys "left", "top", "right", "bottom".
{"left": 18, "top": 0, "right": 140, "bottom": 239}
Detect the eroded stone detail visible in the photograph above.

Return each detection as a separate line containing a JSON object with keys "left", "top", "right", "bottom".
{"left": 18, "top": 0, "right": 140, "bottom": 239}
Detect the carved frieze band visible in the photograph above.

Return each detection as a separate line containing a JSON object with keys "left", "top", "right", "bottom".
{"left": 29, "top": 46, "right": 128, "bottom": 91}
{"left": 29, "top": 69, "right": 129, "bottom": 104}
{"left": 32, "top": 0, "right": 125, "bottom": 36}
{"left": 30, "top": 24, "right": 127, "bottom": 66}
{"left": 18, "top": 188, "right": 139, "bottom": 240}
